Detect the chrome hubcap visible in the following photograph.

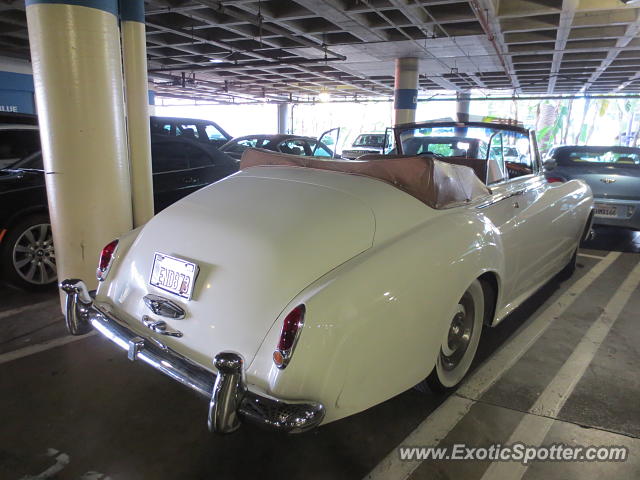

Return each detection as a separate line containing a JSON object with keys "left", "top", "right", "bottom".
{"left": 12, "top": 223, "right": 57, "bottom": 285}
{"left": 441, "top": 294, "right": 474, "bottom": 371}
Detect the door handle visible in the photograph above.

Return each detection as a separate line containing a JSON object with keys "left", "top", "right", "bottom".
{"left": 513, "top": 201, "right": 520, "bottom": 209}
{"left": 183, "top": 177, "right": 198, "bottom": 184}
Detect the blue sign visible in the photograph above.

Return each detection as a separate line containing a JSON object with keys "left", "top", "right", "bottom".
{"left": 0, "top": 71, "right": 36, "bottom": 114}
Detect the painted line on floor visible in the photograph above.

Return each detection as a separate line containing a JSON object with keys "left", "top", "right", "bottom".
{"left": 456, "top": 250, "right": 621, "bottom": 400}
{"left": 479, "top": 258, "right": 640, "bottom": 480}
{"left": 0, "top": 331, "right": 96, "bottom": 365}
{"left": 577, "top": 253, "right": 606, "bottom": 260}
{"left": 364, "top": 395, "right": 475, "bottom": 480}
{"left": 0, "top": 299, "right": 59, "bottom": 321}
{"left": 364, "top": 251, "right": 621, "bottom": 480}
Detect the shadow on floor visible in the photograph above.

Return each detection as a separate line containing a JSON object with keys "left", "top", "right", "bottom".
{"left": 583, "top": 226, "right": 640, "bottom": 253}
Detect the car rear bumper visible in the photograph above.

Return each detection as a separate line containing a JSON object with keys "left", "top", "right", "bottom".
{"left": 592, "top": 198, "right": 640, "bottom": 230}
{"left": 59, "top": 279, "right": 325, "bottom": 434}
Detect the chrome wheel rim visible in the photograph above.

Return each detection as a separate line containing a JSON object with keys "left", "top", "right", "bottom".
{"left": 440, "top": 293, "right": 474, "bottom": 371}
{"left": 12, "top": 223, "right": 57, "bottom": 285}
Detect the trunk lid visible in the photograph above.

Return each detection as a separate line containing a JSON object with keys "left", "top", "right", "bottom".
{"left": 557, "top": 165, "right": 640, "bottom": 200}
{"left": 99, "top": 172, "right": 375, "bottom": 368}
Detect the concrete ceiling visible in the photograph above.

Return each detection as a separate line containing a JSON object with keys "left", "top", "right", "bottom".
{"left": 1, "top": 0, "right": 639, "bottom": 103}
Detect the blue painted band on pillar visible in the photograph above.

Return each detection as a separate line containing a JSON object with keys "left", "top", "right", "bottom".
{"left": 25, "top": 0, "right": 118, "bottom": 16}
{"left": 394, "top": 88, "right": 418, "bottom": 110}
{"left": 119, "top": 0, "right": 144, "bottom": 22}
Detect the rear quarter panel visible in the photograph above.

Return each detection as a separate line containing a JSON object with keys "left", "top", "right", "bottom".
{"left": 248, "top": 208, "right": 504, "bottom": 423}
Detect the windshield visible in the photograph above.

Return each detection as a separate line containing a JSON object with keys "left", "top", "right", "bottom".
{"left": 399, "top": 127, "right": 488, "bottom": 158}
{"left": 353, "top": 134, "right": 385, "bottom": 147}
{"left": 555, "top": 147, "right": 640, "bottom": 167}
{"left": 395, "top": 123, "right": 534, "bottom": 184}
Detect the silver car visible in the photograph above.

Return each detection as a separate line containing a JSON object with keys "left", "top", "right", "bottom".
{"left": 544, "top": 145, "right": 640, "bottom": 230}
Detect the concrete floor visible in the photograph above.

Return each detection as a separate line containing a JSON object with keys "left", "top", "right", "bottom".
{"left": 0, "top": 226, "right": 639, "bottom": 479}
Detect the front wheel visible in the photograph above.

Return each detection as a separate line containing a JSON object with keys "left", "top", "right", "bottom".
{"left": 422, "top": 280, "right": 485, "bottom": 393}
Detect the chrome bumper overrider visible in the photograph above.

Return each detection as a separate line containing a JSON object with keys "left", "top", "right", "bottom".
{"left": 59, "top": 279, "right": 325, "bottom": 434}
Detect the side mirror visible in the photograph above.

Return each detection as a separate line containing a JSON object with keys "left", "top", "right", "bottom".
{"left": 543, "top": 158, "right": 557, "bottom": 171}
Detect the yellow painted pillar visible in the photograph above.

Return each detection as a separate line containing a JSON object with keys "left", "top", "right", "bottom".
{"left": 393, "top": 58, "right": 419, "bottom": 126}
{"left": 120, "top": 0, "right": 154, "bottom": 226}
{"left": 25, "top": 0, "right": 133, "bottom": 296}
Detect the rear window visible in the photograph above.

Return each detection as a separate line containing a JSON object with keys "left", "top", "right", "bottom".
{"left": 223, "top": 137, "right": 265, "bottom": 154}
{"left": 556, "top": 148, "right": 640, "bottom": 167}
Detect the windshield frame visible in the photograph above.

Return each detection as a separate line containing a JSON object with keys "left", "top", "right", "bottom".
{"left": 393, "top": 121, "right": 531, "bottom": 156}
{"left": 393, "top": 121, "right": 540, "bottom": 186}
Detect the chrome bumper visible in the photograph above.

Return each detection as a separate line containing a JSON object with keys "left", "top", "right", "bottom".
{"left": 59, "top": 279, "right": 325, "bottom": 434}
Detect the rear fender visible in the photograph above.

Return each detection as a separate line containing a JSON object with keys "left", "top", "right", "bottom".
{"left": 248, "top": 209, "right": 504, "bottom": 423}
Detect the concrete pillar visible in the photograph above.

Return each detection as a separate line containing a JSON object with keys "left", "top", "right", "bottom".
{"left": 120, "top": 0, "right": 154, "bottom": 226}
{"left": 456, "top": 91, "right": 471, "bottom": 123}
{"left": 26, "top": 0, "right": 133, "bottom": 294}
{"left": 393, "top": 58, "right": 419, "bottom": 126}
{"left": 277, "top": 103, "right": 291, "bottom": 134}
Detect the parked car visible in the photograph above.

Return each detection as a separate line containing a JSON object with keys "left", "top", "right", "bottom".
{"left": 219, "top": 134, "right": 335, "bottom": 161}
{"left": 341, "top": 132, "right": 387, "bottom": 159}
{"left": 0, "top": 134, "right": 238, "bottom": 288}
{"left": 60, "top": 119, "right": 592, "bottom": 434}
{"left": 0, "top": 124, "right": 41, "bottom": 169}
{"left": 150, "top": 116, "right": 231, "bottom": 148}
{"left": 0, "top": 112, "right": 38, "bottom": 126}
{"left": 544, "top": 145, "right": 640, "bottom": 230}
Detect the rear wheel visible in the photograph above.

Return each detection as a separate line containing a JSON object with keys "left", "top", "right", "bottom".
{"left": 1, "top": 214, "right": 57, "bottom": 289}
{"left": 419, "top": 280, "right": 484, "bottom": 393}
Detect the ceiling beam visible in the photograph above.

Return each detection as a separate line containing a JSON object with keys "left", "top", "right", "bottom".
{"left": 581, "top": 12, "right": 640, "bottom": 93}
{"left": 548, "top": 0, "right": 579, "bottom": 94}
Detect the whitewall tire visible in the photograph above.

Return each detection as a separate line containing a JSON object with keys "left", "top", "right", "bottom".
{"left": 426, "top": 279, "right": 484, "bottom": 392}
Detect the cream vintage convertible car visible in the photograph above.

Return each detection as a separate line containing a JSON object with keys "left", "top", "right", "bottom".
{"left": 61, "top": 120, "right": 593, "bottom": 434}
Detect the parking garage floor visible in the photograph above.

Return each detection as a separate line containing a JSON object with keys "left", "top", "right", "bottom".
{"left": 1, "top": 227, "right": 639, "bottom": 480}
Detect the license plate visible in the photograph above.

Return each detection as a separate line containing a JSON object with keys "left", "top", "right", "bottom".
{"left": 594, "top": 203, "right": 617, "bottom": 217}
{"left": 149, "top": 253, "right": 199, "bottom": 300}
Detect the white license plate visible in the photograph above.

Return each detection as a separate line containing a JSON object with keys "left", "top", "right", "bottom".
{"left": 594, "top": 203, "right": 617, "bottom": 217}
{"left": 149, "top": 253, "right": 199, "bottom": 300}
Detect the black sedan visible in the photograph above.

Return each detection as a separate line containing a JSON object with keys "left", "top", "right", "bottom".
{"left": 219, "top": 134, "right": 335, "bottom": 161}
{"left": 0, "top": 134, "right": 238, "bottom": 288}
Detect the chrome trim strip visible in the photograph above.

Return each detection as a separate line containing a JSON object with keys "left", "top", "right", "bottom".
{"left": 475, "top": 189, "right": 524, "bottom": 209}
{"left": 475, "top": 177, "right": 546, "bottom": 209}
{"left": 59, "top": 279, "right": 325, "bottom": 434}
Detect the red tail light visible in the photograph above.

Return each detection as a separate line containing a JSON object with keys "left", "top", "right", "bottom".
{"left": 273, "top": 304, "right": 306, "bottom": 369}
{"left": 96, "top": 239, "right": 119, "bottom": 281}
{"left": 547, "top": 176, "right": 564, "bottom": 183}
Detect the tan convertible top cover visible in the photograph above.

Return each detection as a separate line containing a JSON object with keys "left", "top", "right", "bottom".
{"left": 240, "top": 148, "right": 490, "bottom": 209}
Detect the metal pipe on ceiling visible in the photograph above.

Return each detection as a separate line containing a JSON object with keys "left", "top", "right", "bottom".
{"left": 148, "top": 56, "right": 345, "bottom": 73}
